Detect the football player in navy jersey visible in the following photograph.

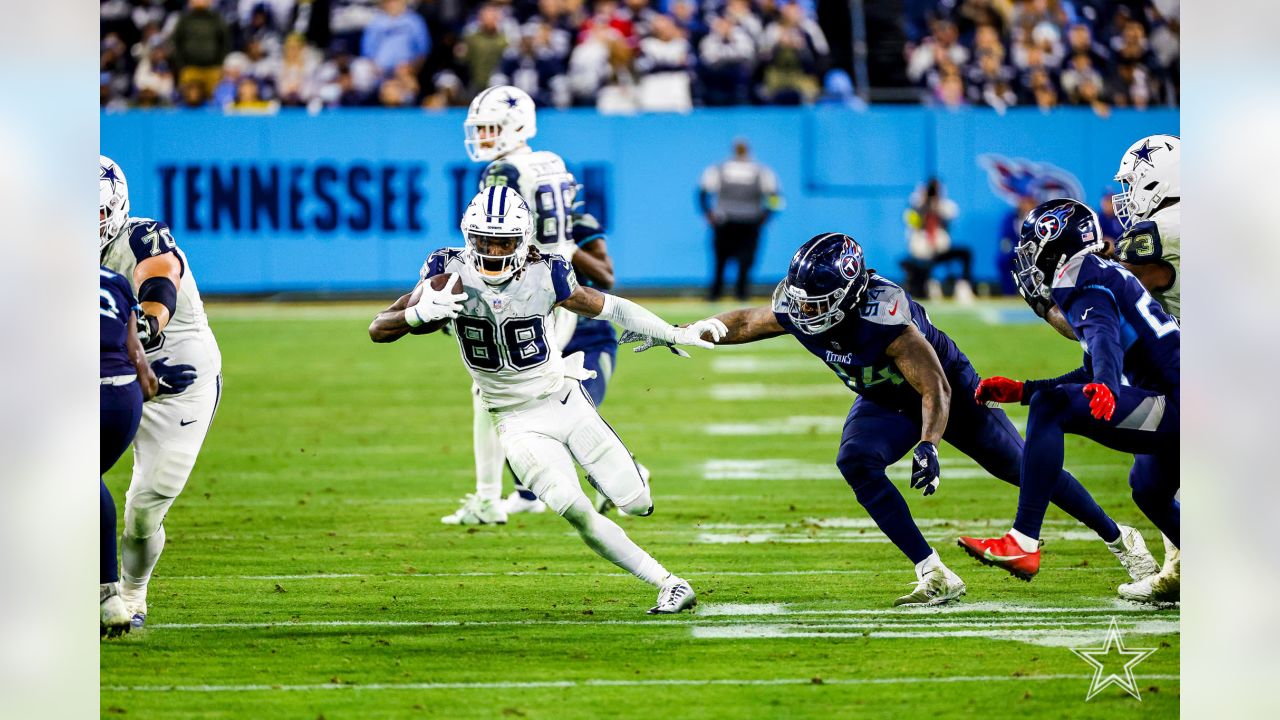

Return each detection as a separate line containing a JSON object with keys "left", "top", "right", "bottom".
{"left": 959, "top": 200, "right": 1179, "bottom": 593}
{"left": 100, "top": 267, "right": 157, "bottom": 636}
{"left": 649, "top": 232, "right": 1157, "bottom": 606}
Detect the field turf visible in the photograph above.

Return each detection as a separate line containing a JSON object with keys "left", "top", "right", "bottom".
{"left": 101, "top": 299, "right": 1179, "bottom": 719}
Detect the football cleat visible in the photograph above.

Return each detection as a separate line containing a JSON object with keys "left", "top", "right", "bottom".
{"left": 957, "top": 533, "right": 1041, "bottom": 581}
{"left": 100, "top": 583, "right": 131, "bottom": 638}
{"left": 440, "top": 493, "right": 508, "bottom": 526}
{"left": 1107, "top": 525, "right": 1160, "bottom": 581}
{"left": 647, "top": 577, "right": 696, "bottom": 615}
{"left": 502, "top": 490, "right": 546, "bottom": 515}
{"left": 894, "top": 557, "right": 966, "bottom": 607}
{"left": 1161, "top": 534, "right": 1179, "bottom": 575}
{"left": 1118, "top": 547, "right": 1179, "bottom": 604}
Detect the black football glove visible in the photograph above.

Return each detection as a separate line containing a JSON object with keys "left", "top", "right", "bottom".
{"left": 910, "top": 441, "right": 941, "bottom": 497}
{"left": 151, "top": 357, "right": 198, "bottom": 397}
{"left": 134, "top": 307, "right": 165, "bottom": 351}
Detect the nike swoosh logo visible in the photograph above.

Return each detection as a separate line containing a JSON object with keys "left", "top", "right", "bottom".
{"left": 1081, "top": 307, "right": 1093, "bottom": 320}
{"left": 888, "top": 300, "right": 900, "bottom": 316}
{"left": 560, "top": 390, "right": 573, "bottom": 405}
{"left": 984, "top": 549, "right": 1027, "bottom": 562}
{"left": 180, "top": 419, "right": 197, "bottom": 426}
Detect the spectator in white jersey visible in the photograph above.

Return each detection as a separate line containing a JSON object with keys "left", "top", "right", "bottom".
{"left": 699, "top": 138, "right": 782, "bottom": 301}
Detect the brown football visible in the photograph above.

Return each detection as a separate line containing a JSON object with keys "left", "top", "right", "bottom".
{"left": 408, "top": 272, "right": 459, "bottom": 334}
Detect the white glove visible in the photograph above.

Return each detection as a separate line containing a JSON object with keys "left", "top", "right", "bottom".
{"left": 405, "top": 275, "right": 467, "bottom": 327}
{"left": 620, "top": 317, "right": 727, "bottom": 354}
{"left": 619, "top": 330, "right": 690, "bottom": 357}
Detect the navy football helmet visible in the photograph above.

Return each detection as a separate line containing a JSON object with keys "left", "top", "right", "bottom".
{"left": 779, "top": 232, "right": 871, "bottom": 334}
{"left": 1013, "top": 198, "right": 1104, "bottom": 305}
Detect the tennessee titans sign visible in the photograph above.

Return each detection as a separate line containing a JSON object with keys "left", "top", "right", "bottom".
{"left": 837, "top": 238, "right": 863, "bottom": 280}
{"left": 978, "top": 154, "right": 1085, "bottom": 206}
{"left": 1034, "top": 203, "right": 1076, "bottom": 241}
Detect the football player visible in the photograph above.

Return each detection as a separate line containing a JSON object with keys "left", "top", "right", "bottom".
{"left": 642, "top": 232, "right": 1156, "bottom": 607}
{"left": 959, "top": 200, "right": 1178, "bottom": 592}
{"left": 1028, "top": 136, "right": 1180, "bottom": 601}
{"left": 369, "top": 187, "right": 719, "bottom": 613}
{"left": 100, "top": 266, "right": 157, "bottom": 636}
{"left": 443, "top": 84, "right": 637, "bottom": 524}
{"left": 100, "top": 155, "right": 222, "bottom": 627}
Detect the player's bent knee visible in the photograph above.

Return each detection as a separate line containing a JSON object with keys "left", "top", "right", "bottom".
{"left": 836, "top": 451, "right": 884, "bottom": 493}
{"left": 1028, "top": 385, "right": 1071, "bottom": 421}
{"left": 618, "top": 487, "right": 653, "bottom": 517}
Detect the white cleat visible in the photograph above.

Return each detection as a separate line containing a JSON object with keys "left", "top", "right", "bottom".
{"left": 648, "top": 577, "right": 696, "bottom": 615}
{"left": 1119, "top": 540, "right": 1179, "bottom": 604}
{"left": 119, "top": 583, "right": 148, "bottom": 629}
{"left": 1107, "top": 525, "right": 1160, "bottom": 581}
{"left": 100, "top": 583, "right": 131, "bottom": 638}
{"left": 440, "top": 493, "right": 508, "bottom": 526}
{"left": 894, "top": 553, "right": 966, "bottom": 607}
{"left": 502, "top": 491, "right": 546, "bottom": 515}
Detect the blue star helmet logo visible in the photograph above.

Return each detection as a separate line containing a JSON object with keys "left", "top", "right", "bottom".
{"left": 1129, "top": 139, "right": 1160, "bottom": 168}
{"left": 100, "top": 164, "right": 121, "bottom": 192}
{"left": 501, "top": 94, "right": 519, "bottom": 109}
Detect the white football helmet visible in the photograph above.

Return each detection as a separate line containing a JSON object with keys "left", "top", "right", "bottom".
{"left": 1112, "top": 134, "right": 1179, "bottom": 229}
{"left": 100, "top": 154, "right": 130, "bottom": 249}
{"left": 463, "top": 85, "right": 537, "bottom": 162}
{"left": 460, "top": 186, "right": 534, "bottom": 284}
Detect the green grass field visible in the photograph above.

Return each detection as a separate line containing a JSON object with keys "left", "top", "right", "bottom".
{"left": 100, "top": 299, "right": 1178, "bottom": 719}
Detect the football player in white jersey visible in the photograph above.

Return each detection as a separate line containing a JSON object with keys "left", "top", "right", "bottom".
{"left": 444, "top": 84, "right": 634, "bottom": 524}
{"left": 369, "top": 186, "right": 722, "bottom": 613}
{"left": 100, "top": 155, "right": 223, "bottom": 627}
{"left": 1027, "top": 135, "right": 1181, "bottom": 603}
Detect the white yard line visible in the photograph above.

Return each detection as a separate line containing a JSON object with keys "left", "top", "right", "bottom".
{"left": 700, "top": 459, "right": 1126, "bottom": 482}
{"left": 710, "top": 384, "right": 849, "bottom": 401}
{"left": 691, "top": 621, "right": 1180, "bottom": 647}
{"left": 710, "top": 357, "right": 821, "bottom": 374}
{"left": 105, "top": 672, "right": 1179, "bottom": 694}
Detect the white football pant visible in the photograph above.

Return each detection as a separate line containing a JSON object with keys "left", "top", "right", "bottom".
{"left": 121, "top": 375, "right": 222, "bottom": 594}
{"left": 472, "top": 383, "right": 505, "bottom": 501}
{"left": 493, "top": 380, "right": 670, "bottom": 586}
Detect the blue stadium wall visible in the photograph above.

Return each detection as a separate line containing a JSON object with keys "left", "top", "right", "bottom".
{"left": 102, "top": 107, "right": 1178, "bottom": 293}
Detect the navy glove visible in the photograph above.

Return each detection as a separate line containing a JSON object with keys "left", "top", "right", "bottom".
{"left": 910, "top": 441, "right": 941, "bottom": 496}
{"left": 151, "top": 357, "right": 197, "bottom": 397}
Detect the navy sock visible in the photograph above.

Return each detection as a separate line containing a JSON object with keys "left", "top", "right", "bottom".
{"left": 1014, "top": 392, "right": 1068, "bottom": 539}
{"left": 850, "top": 475, "right": 932, "bottom": 565}
{"left": 101, "top": 480, "right": 119, "bottom": 584}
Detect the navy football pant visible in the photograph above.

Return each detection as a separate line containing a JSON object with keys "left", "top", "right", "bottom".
{"left": 101, "top": 382, "right": 143, "bottom": 584}
{"left": 836, "top": 381, "right": 1120, "bottom": 565}
{"left": 1015, "top": 384, "right": 1179, "bottom": 546}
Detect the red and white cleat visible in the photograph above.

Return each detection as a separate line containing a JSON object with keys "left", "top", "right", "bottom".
{"left": 957, "top": 534, "right": 1041, "bottom": 581}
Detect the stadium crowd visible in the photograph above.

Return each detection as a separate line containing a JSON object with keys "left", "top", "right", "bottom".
{"left": 100, "top": 0, "right": 1178, "bottom": 112}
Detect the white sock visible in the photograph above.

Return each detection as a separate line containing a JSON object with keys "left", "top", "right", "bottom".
{"left": 915, "top": 549, "right": 943, "bottom": 575}
{"left": 1009, "top": 528, "right": 1040, "bottom": 553}
{"left": 121, "top": 524, "right": 166, "bottom": 597}
{"left": 472, "top": 389, "right": 504, "bottom": 501}
{"left": 567, "top": 503, "right": 670, "bottom": 587}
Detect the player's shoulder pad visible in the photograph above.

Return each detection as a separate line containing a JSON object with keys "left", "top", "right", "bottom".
{"left": 421, "top": 247, "right": 465, "bottom": 280}
{"left": 572, "top": 211, "right": 605, "bottom": 246}
{"left": 542, "top": 252, "right": 578, "bottom": 303}
{"left": 479, "top": 160, "right": 521, "bottom": 191}
{"left": 858, "top": 277, "right": 910, "bottom": 327}
{"left": 99, "top": 265, "right": 136, "bottom": 303}
{"left": 1114, "top": 220, "right": 1165, "bottom": 266}
{"left": 125, "top": 218, "right": 179, "bottom": 263}
{"left": 1049, "top": 253, "right": 1097, "bottom": 291}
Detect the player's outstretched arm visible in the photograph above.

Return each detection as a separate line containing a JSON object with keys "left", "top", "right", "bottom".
{"left": 707, "top": 306, "right": 787, "bottom": 345}
{"left": 560, "top": 286, "right": 722, "bottom": 349}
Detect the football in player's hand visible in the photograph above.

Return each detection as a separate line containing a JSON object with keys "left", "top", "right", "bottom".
{"left": 408, "top": 273, "right": 458, "bottom": 334}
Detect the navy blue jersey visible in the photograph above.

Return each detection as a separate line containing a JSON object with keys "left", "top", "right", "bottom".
{"left": 773, "top": 276, "right": 974, "bottom": 410}
{"left": 1051, "top": 254, "right": 1179, "bottom": 396}
{"left": 100, "top": 266, "right": 137, "bottom": 378}
{"left": 564, "top": 210, "right": 617, "bottom": 351}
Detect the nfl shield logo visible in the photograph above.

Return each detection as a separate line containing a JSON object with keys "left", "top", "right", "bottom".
{"left": 490, "top": 296, "right": 505, "bottom": 311}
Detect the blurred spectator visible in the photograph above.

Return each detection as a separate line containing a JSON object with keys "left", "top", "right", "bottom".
{"left": 931, "top": 62, "right": 966, "bottom": 109}
{"left": 493, "top": 21, "right": 571, "bottom": 108}
{"left": 1061, "top": 52, "right": 1109, "bottom": 115}
{"left": 273, "top": 33, "right": 323, "bottom": 106}
{"left": 699, "top": 138, "right": 781, "bottom": 301}
{"left": 1066, "top": 22, "right": 1110, "bottom": 68}
{"left": 211, "top": 52, "right": 252, "bottom": 107}
{"left": 996, "top": 194, "right": 1038, "bottom": 296}
{"left": 635, "top": 14, "right": 693, "bottom": 111}
{"left": 457, "top": 3, "right": 511, "bottom": 94}
{"left": 172, "top": 0, "right": 233, "bottom": 97}
{"left": 619, "top": 0, "right": 659, "bottom": 38}
{"left": 759, "top": 2, "right": 829, "bottom": 105}
{"left": 231, "top": 76, "right": 278, "bottom": 112}
{"left": 965, "top": 50, "right": 1017, "bottom": 112}
{"left": 901, "top": 177, "right": 973, "bottom": 303}
{"left": 698, "top": 15, "right": 754, "bottom": 106}
{"left": 361, "top": 0, "right": 431, "bottom": 75}
{"left": 907, "top": 19, "right": 968, "bottom": 86}
{"left": 134, "top": 40, "right": 177, "bottom": 107}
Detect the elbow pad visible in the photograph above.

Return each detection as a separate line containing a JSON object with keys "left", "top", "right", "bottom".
{"left": 138, "top": 276, "right": 178, "bottom": 318}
